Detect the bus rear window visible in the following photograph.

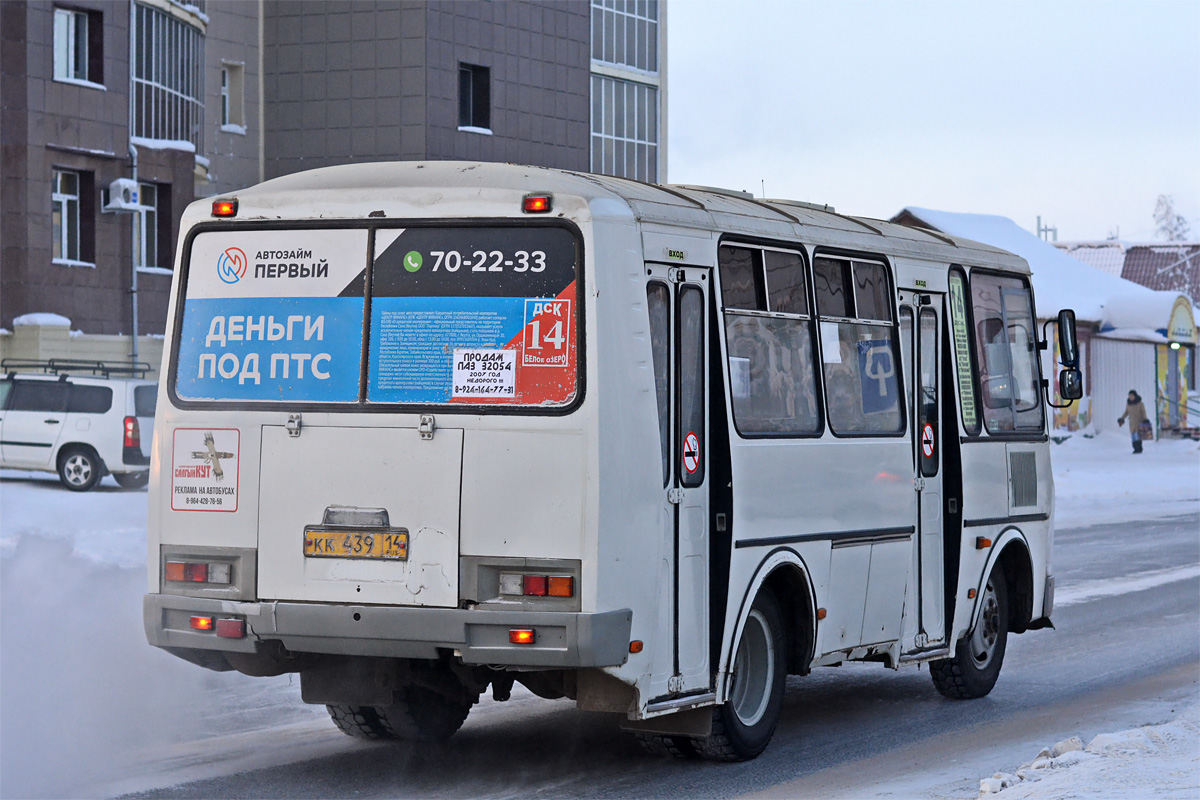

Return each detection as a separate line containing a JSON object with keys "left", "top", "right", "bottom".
{"left": 172, "top": 225, "right": 580, "bottom": 409}
{"left": 367, "top": 226, "right": 579, "bottom": 407}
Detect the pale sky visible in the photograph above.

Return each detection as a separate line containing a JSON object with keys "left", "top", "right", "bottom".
{"left": 666, "top": 0, "right": 1200, "bottom": 242}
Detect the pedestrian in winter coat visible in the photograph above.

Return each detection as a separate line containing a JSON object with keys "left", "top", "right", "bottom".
{"left": 1117, "top": 390, "right": 1150, "bottom": 454}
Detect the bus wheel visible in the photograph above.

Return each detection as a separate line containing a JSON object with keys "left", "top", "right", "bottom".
{"left": 326, "top": 704, "right": 398, "bottom": 739}
{"left": 114, "top": 471, "right": 149, "bottom": 489}
{"left": 693, "top": 591, "right": 786, "bottom": 761}
{"left": 931, "top": 563, "right": 1009, "bottom": 699}
{"left": 633, "top": 732, "right": 697, "bottom": 759}
{"left": 377, "top": 685, "right": 476, "bottom": 741}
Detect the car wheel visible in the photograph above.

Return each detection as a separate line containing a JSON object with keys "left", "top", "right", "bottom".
{"left": 114, "top": 471, "right": 150, "bottom": 489}
{"left": 58, "top": 447, "right": 102, "bottom": 492}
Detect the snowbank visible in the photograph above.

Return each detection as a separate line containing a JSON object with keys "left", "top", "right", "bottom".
{"left": 976, "top": 707, "right": 1199, "bottom": 798}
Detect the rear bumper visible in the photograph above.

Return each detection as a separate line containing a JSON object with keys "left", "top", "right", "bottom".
{"left": 122, "top": 446, "right": 150, "bottom": 467}
{"left": 144, "top": 593, "right": 632, "bottom": 668}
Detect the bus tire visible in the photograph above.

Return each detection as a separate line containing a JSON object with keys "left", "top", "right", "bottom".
{"left": 377, "top": 686, "right": 475, "bottom": 741}
{"left": 114, "top": 471, "right": 149, "bottom": 489}
{"left": 633, "top": 731, "right": 697, "bottom": 759}
{"left": 931, "top": 563, "right": 1009, "bottom": 699}
{"left": 326, "top": 704, "right": 398, "bottom": 740}
{"left": 693, "top": 590, "right": 786, "bottom": 762}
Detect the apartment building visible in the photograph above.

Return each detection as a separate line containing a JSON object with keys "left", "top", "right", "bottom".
{"left": 1, "top": 0, "right": 666, "bottom": 351}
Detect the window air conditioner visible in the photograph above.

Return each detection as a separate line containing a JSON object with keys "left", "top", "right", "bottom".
{"left": 103, "top": 178, "right": 140, "bottom": 212}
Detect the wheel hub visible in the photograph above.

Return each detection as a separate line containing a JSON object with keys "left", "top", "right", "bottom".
{"left": 730, "top": 608, "right": 775, "bottom": 727}
{"left": 970, "top": 581, "right": 1000, "bottom": 666}
{"left": 65, "top": 455, "right": 91, "bottom": 485}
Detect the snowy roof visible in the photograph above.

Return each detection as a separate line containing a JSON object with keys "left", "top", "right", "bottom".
{"left": 1054, "top": 241, "right": 1127, "bottom": 277}
{"left": 891, "top": 208, "right": 1183, "bottom": 335}
{"left": 1056, "top": 241, "right": 1200, "bottom": 302}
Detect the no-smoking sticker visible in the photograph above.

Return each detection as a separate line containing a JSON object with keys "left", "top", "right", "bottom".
{"left": 683, "top": 431, "right": 701, "bottom": 474}
{"left": 921, "top": 423, "right": 936, "bottom": 459}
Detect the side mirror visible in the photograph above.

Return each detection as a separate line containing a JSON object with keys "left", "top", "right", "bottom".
{"left": 1057, "top": 309, "right": 1079, "bottom": 368}
{"left": 1059, "top": 368, "right": 1083, "bottom": 401}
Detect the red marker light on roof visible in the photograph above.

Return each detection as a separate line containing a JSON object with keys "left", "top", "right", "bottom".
{"left": 212, "top": 199, "right": 238, "bottom": 217}
{"left": 522, "top": 194, "right": 552, "bottom": 214}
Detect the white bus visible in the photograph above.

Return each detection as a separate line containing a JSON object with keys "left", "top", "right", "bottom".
{"left": 145, "top": 162, "right": 1081, "bottom": 760}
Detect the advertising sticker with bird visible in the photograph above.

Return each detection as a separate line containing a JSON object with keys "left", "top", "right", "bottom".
{"left": 171, "top": 428, "right": 240, "bottom": 511}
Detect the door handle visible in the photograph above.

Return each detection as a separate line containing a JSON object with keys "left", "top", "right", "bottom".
{"left": 44, "top": 419, "right": 60, "bottom": 424}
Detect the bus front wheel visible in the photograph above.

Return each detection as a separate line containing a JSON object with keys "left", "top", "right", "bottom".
{"left": 693, "top": 590, "right": 786, "bottom": 761}
{"left": 931, "top": 563, "right": 1009, "bottom": 699}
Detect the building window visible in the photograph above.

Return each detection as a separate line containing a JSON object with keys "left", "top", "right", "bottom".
{"left": 590, "top": 1, "right": 661, "bottom": 182}
{"left": 591, "top": 0, "right": 658, "bottom": 73}
{"left": 220, "top": 62, "right": 245, "bottom": 131}
{"left": 133, "top": 183, "right": 157, "bottom": 268}
{"left": 132, "top": 182, "right": 171, "bottom": 270}
{"left": 458, "top": 63, "right": 491, "bottom": 131}
{"left": 590, "top": 74, "right": 658, "bottom": 182}
{"left": 132, "top": 3, "right": 204, "bottom": 149}
{"left": 52, "top": 170, "right": 81, "bottom": 263}
{"left": 53, "top": 7, "right": 103, "bottom": 85}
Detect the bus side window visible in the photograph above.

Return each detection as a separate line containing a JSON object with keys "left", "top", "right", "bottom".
{"left": 816, "top": 257, "right": 903, "bottom": 435}
{"left": 969, "top": 272, "right": 1045, "bottom": 433}
{"left": 647, "top": 282, "right": 671, "bottom": 487}
{"left": 679, "top": 285, "right": 706, "bottom": 487}
{"left": 719, "top": 244, "right": 820, "bottom": 436}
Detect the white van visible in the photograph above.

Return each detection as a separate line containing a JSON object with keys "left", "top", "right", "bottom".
{"left": 0, "top": 360, "right": 156, "bottom": 490}
{"left": 145, "top": 162, "right": 1078, "bottom": 760}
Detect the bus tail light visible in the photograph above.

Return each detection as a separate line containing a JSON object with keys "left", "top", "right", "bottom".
{"left": 212, "top": 199, "right": 238, "bottom": 217}
{"left": 190, "top": 616, "right": 214, "bottom": 631}
{"left": 165, "top": 561, "right": 232, "bottom": 584}
{"left": 509, "top": 629, "right": 536, "bottom": 645}
{"left": 123, "top": 416, "right": 140, "bottom": 448}
{"left": 500, "top": 573, "right": 574, "bottom": 598}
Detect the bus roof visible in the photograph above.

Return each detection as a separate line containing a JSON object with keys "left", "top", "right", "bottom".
{"left": 199, "top": 161, "right": 1028, "bottom": 274}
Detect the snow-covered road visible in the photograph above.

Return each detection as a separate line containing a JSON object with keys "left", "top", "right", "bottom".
{"left": 1, "top": 431, "right": 1197, "bottom": 799}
